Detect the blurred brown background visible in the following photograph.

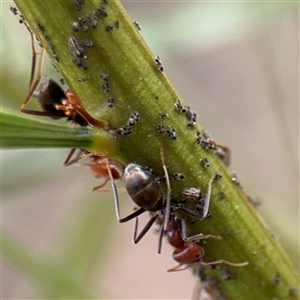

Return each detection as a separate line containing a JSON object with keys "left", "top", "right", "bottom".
{"left": 2, "top": 1, "right": 299, "bottom": 299}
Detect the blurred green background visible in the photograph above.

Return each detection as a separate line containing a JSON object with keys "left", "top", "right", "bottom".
{"left": 2, "top": 1, "right": 299, "bottom": 298}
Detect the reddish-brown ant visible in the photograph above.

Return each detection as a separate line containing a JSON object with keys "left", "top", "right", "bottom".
{"left": 20, "top": 21, "right": 106, "bottom": 129}
{"left": 63, "top": 148, "right": 123, "bottom": 190}
{"left": 165, "top": 209, "right": 249, "bottom": 272}
{"left": 133, "top": 176, "right": 225, "bottom": 256}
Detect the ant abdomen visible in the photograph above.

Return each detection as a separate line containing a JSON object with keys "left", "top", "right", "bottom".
{"left": 37, "top": 79, "right": 66, "bottom": 118}
{"left": 124, "top": 163, "right": 162, "bottom": 212}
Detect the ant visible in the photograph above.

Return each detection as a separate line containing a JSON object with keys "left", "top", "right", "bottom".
{"left": 105, "top": 144, "right": 248, "bottom": 269}
{"left": 106, "top": 144, "right": 219, "bottom": 249}
{"left": 63, "top": 148, "right": 123, "bottom": 190}
{"left": 165, "top": 209, "right": 249, "bottom": 272}
{"left": 131, "top": 171, "right": 222, "bottom": 250}
{"left": 104, "top": 144, "right": 172, "bottom": 237}
{"left": 20, "top": 21, "right": 107, "bottom": 129}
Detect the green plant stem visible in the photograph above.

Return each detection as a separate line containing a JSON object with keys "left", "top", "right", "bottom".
{"left": 1, "top": 110, "right": 119, "bottom": 156}
{"left": 10, "top": 1, "right": 300, "bottom": 299}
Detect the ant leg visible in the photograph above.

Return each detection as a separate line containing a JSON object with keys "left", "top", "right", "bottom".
{"left": 105, "top": 159, "right": 146, "bottom": 223}
{"left": 63, "top": 148, "right": 78, "bottom": 166}
{"left": 202, "top": 171, "right": 218, "bottom": 219}
{"left": 133, "top": 214, "right": 158, "bottom": 244}
{"left": 176, "top": 206, "right": 205, "bottom": 220}
{"left": 158, "top": 144, "right": 172, "bottom": 232}
{"left": 200, "top": 260, "right": 248, "bottom": 268}
{"left": 23, "top": 22, "right": 40, "bottom": 93}
{"left": 92, "top": 179, "right": 109, "bottom": 191}
{"left": 191, "top": 280, "right": 202, "bottom": 300}
{"left": 179, "top": 218, "right": 222, "bottom": 242}
{"left": 167, "top": 263, "right": 189, "bottom": 272}
{"left": 64, "top": 149, "right": 103, "bottom": 167}
{"left": 119, "top": 208, "right": 145, "bottom": 223}
{"left": 20, "top": 24, "right": 46, "bottom": 115}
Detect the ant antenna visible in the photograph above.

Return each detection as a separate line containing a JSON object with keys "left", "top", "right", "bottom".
{"left": 158, "top": 144, "right": 172, "bottom": 232}
{"left": 202, "top": 171, "right": 218, "bottom": 219}
{"left": 106, "top": 158, "right": 122, "bottom": 221}
{"left": 200, "top": 260, "right": 249, "bottom": 268}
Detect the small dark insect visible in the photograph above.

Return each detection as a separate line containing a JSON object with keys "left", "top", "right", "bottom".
{"left": 196, "top": 131, "right": 231, "bottom": 166}
{"left": 117, "top": 126, "right": 132, "bottom": 136}
{"left": 182, "top": 172, "right": 219, "bottom": 219}
{"left": 107, "top": 98, "right": 114, "bottom": 107}
{"left": 201, "top": 158, "right": 210, "bottom": 168}
{"left": 105, "top": 24, "right": 114, "bottom": 32}
{"left": 187, "top": 111, "right": 197, "bottom": 128}
{"left": 159, "top": 112, "right": 168, "bottom": 119}
{"left": 166, "top": 126, "right": 176, "bottom": 140}
{"left": 102, "top": 82, "right": 110, "bottom": 93}
{"left": 95, "top": 6, "right": 108, "bottom": 17}
{"left": 175, "top": 99, "right": 184, "bottom": 112}
{"left": 195, "top": 131, "right": 202, "bottom": 145}
{"left": 72, "top": 57, "right": 88, "bottom": 70}
{"left": 115, "top": 20, "right": 120, "bottom": 29}
{"left": 68, "top": 36, "right": 86, "bottom": 58}
{"left": 18, "top": 15, "right": 25, "bottom": 24}
{"left": 157, "top": 123, "right": 165, "bottom": 134}
{"left": 99, "top": 72, "right": 110, "bottom": 81}
{"left": 85, "top": 13, "right": 98, "bottom": 29}
{"left": 74, "top": 0, "right": 85, "bottom": 12}
{"left": 83, "top": 39, "right": 94, "bottom": 48}
{"left": 50, "top": 43, "right": 56, "bottom": 55}
{"left": 127, "top": 111, "right": 140, "bottom": 126}
{"left": 90, "top": 16, "right": 98, "bottom": 28}
{"left": 78, "top": 77, "right": 88, "bottom": 83}
{"left": 219, "top": 191, "right": 226, "bottom": 199}
{"left": 274, "top": 273, "right": 281, "bottom": 285}
{"left": 45, "top": 35, "right": 51, "bottom": 42}
{"left": 172, "top": 173, "right": 185, "bottom": 180}
{"left": 154, "top": 55, "right": 164, "bottom": 71}
{"left": 133, "top": 21, "right": 141, "bottom": 31}
{"left": 72, "top": 20, "right": 81, "bottom": 32}
{"left": 37, "top": 23, "right": 45, "bottom": 32}
{"left": 72, "top": 17, "right": 89, "bottom": 32}
{"left": 10, "top": 6, "right": 18, "bottom": 15}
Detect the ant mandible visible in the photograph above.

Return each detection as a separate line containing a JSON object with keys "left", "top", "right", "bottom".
{"left": 20, "top": 21, "right": 106, "bottom": 129}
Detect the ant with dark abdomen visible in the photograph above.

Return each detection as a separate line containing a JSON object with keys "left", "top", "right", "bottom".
{"left": 20, "top": 20, "right": 108, "bottom": 129}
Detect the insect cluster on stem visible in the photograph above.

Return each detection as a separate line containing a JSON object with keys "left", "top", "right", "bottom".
{"left": 14, "top": 2, "right": 249, "bottom": 288}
